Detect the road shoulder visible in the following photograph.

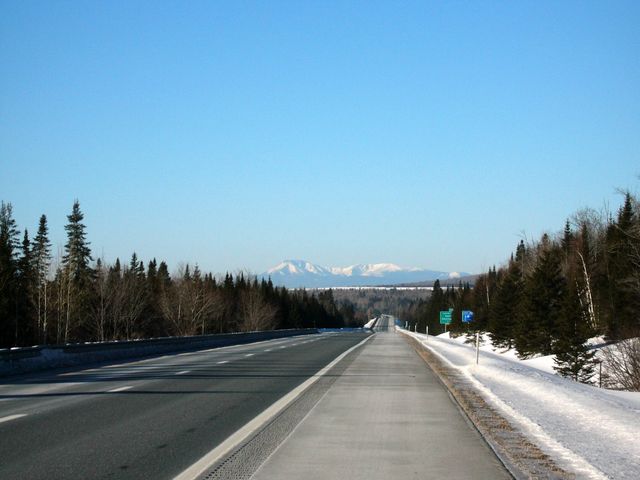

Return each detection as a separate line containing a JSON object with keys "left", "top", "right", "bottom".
{"left": 400, "top": 331, "right": 575, "bottom": 479}
{"left": 249, "top": 332, "right": 511, "bottom": 480}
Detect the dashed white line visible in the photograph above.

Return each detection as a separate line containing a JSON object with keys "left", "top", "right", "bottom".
{"left": 217, "top": 360, "right": 229, "bottom": 365}
{"left": 264, "top": 349, "right": 272, "bottom": 352}
{"left": 0, "top": 413, "right": 28, "bottom": 424}
{"left": 108, "top": 386, "right": 133, "bottom": 393}
{"left": 176, "top": 370, "right": 190, "bottom": 375}
{"left": 245, "top": 353, "right": 254, "bottom": 357}
{"left": 173, "top": 334, "right": 374, "bottom": 480}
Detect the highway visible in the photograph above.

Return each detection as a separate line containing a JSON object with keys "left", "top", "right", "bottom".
{"left": 1, "top": 327, "right": 511, "bottom": 479}
{"left": 0, "top": 332, "right": 369, "bottom": 479}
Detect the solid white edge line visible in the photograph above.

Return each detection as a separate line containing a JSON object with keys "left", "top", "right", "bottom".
{"left": 0, "top": 413, "right": 28, "bottom": 424}
{"left": 173, "top": 333, "right": 375, "bottom": 480}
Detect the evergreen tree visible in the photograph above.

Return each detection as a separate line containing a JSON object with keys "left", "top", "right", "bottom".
{"left": 0, "top": 202, "right": 20, "bottom": 347}
{"left": 517, "top": 237, "right": 566, "bottom": 357}
{"left": 16, "top": 230, "right": 36, "bottom": 345}
{"left": 62, "top": 200, "right": 94, "bottom": 342}
{"left": 490, "top": 258, "right": 523, "bottom": 350}
{"left": 32, "top": 214, "right": 52, "bottom": 343}
{"left": 605, "top": 193, "right": 639, "bottom": 339}
{"left": 553, "top": 281, "right": 596, "bottom": 383}
{"left": 424, "top": 280, "right": 445, "bottom": 334}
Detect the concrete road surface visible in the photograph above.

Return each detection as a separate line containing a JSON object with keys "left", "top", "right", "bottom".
{"left": 250, "top": 331, "right": 511, "bottom": 480}
{"left": 0, "top": 332, "right": 368, "bottom": 479}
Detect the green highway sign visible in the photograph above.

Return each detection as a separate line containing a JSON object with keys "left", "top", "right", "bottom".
{"left": 439, "top": 310, "right": 452, "bottom": 325}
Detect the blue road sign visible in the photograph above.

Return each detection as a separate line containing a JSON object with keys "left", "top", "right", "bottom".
{"left": 462, "top": 310, "right": 474, "bottom": 323}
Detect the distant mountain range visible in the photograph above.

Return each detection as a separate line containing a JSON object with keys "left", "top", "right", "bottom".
{"left": 260, "top": 259, "right": 469, "bottom": 288}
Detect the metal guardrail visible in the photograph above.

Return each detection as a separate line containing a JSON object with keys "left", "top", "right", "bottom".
{"left": 0, "top": 329, "right": 318, "bottom": 377}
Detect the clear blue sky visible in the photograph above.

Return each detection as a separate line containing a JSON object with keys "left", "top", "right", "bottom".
{"left": 2, "top": 1, "right": 639, "bottom": 275}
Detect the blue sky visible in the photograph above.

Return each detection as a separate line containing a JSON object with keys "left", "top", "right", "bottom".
{"left": 1, "top": 1, "right": 639, "bottom": 275}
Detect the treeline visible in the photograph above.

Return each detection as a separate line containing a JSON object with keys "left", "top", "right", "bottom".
{"left": 401, "top": 192, "right": 640, "bottom": 384}
{"left": 329, "top": 288, "right": 431, "bottom": 323}
{"left": 0, "top": 200, "right": 350, "bottom": 348}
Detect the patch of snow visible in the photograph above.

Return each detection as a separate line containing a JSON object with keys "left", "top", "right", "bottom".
{"left": 363, "top": 318, "right": 377, "bottom": 329}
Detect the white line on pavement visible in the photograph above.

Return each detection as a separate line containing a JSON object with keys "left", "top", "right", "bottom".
{"left": 176, "top": 370, "right": 190, "bottom": 375}
{"left": 217, "top": 361, "right": 229, "bottom": 365}
{"left": 108, "top": 386, "right": 133, "bottom": 393}
{"left": 173, "top": 334, "right": 375, "bottom": 480}
{"left": 0, "top": 413, "right": 27, "bottom": 424}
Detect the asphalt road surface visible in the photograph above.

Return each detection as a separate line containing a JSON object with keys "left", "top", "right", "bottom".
{"left": 0, "top": 332, "right": 369, "bottom": 479}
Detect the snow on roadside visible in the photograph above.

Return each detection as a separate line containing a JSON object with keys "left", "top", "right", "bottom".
{"left": 403, "top": 330, "right": 640, "bottom": 479}
{"left": 363, "top": 318, "right": 377, "bottom": 329}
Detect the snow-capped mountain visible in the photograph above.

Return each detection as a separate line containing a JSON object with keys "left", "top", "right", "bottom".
{"left": 262, "top": 260, "right": 466, "bottom": 288}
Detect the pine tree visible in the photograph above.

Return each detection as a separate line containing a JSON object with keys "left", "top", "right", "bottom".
{"left": 0, "top": 202, "right": 20, "bottom": 347}
{"left": 32, "top": 214, "right": 52, "bottom": 343}
{"left": 490, "top": 258, "right": 523, "bottom": 350}
{"left": 62, "top": 200, "right": 93, "bottom": 342}
{"left": 425, "top": 280, "right": 445, "bottom": 334}
{"left": 553, "top": 281, "right": 596, "bottom": 383}
{"left": 605, "top": 193, "right": 639, "bottom": 339}
{"left": 517, "top": 237, "right": 566, "bottom": 357}
{"left": 16, "top": 229, "right": 36, "bottom": 345}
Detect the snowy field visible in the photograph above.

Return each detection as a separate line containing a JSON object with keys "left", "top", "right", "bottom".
{"left": 401, "top": 329, "right": 640, "bottom": 479}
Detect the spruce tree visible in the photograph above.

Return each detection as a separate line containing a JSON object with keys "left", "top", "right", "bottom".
{"left": 553, "top": 281, "right": 596, "bottom": 382}
{"left": 0, "top": 202, "right": 20, "bottom": 347}
{"left": 490, "top": 258, "right": 523, "bottom": 350}
{"left": 517, "top": 237, "right": 566, "bottom": 357}
{"left": 62, "top": 200, "right": 93, "bottom": 342}
{"left": 605, "top": 193, "right": 639, "bottom": 339}
{"left": 16, "top": 230, "right": 36, "bottom": 345}
{"left": 32, "top": 214, "right": 52, "bottom": 343}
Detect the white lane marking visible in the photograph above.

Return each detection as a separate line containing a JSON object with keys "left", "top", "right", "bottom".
{"left": 0, "top": 413, "right": 28, "bottom": 424}
{"left": 245, "top": 353, "right": 254, "bottom": 357}
{"left": 216, "top": 360, "right": 229, "bottom": 365}
{"left": 173, "top": 334, "right": 374, "bottom": 480}
{"left": 264, "top": 349, "right": 272, "bottom": 352}
{"left": 176, "top": 370, "right": 190, "bottom": 375}
{"left": 278, "top": 346, "right": 287, "bottom": 349}
{"left": 108, "top": 386, "right": 133, "bottom": 393}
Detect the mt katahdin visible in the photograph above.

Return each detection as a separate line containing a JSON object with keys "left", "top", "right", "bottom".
{"left": 260, "top": 260, "right": 468, "bottom": 288}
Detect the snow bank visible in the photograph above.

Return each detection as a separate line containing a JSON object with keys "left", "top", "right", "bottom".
{"left": 404, "top": 330, "right": 640, "bottom": 479}
{"left": 363, "top": 318, "right": 377, "bottom": 329}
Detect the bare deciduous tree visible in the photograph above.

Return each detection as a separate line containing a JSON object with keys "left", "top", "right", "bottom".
{"left": 239, "top": 289, "right": 277, "bottom": 332}
{"left": 601, "top": 337, "right": 640, "bottom": 391}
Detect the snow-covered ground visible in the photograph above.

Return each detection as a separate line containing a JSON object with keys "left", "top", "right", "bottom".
{"left": 402, "top": 329, "right": 640, "bottom": 479}
{"left": 363, "top": 318, "right": 377, "bottom": 329}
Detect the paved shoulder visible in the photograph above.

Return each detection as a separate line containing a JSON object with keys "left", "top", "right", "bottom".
{"left": 251, "top": 332, "right": 511, "bottom": 480}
